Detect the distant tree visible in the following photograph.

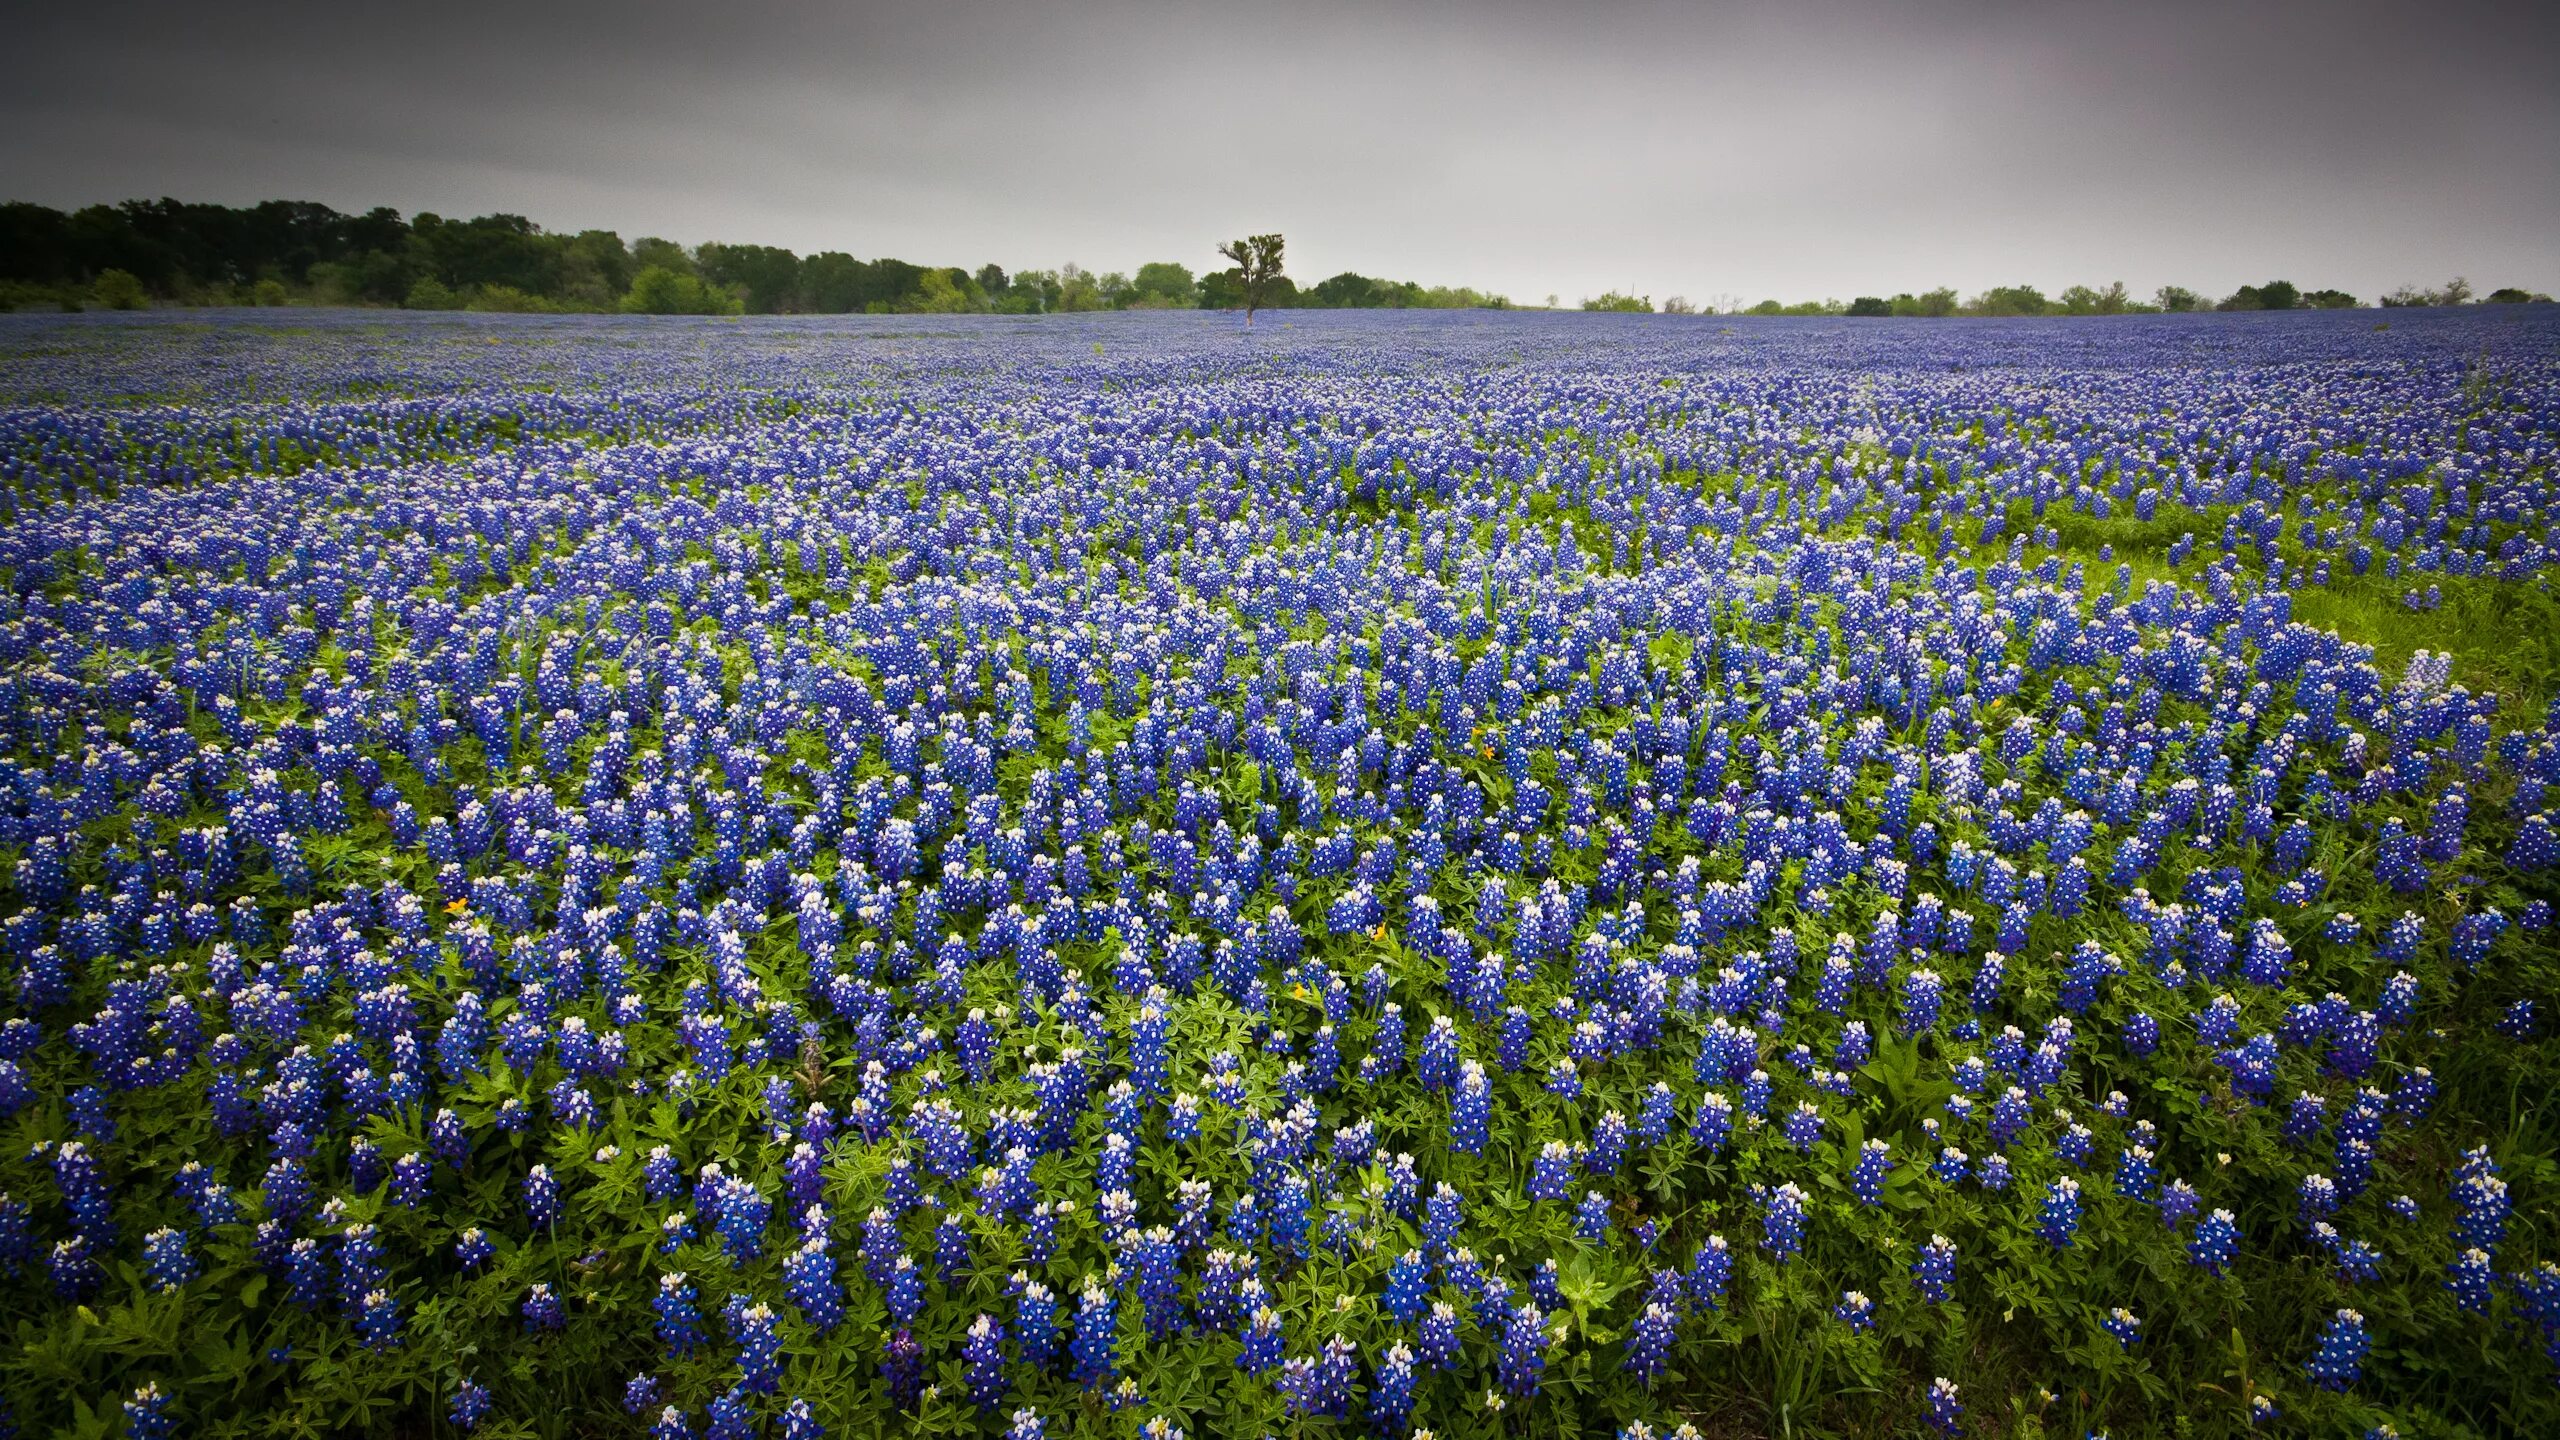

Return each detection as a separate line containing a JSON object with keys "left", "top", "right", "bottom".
{"left": 1056, "top": 263, "right": 1105, "bottom": 312}
{"left": 1967, "top": 284, "right": 2049, "bottom": 317}
{"left": 1001, "top": 268, "right": 1061, "bottom": 313}
{"left": 2219, "top": 280, "right": 2300, "bottom": 311}
{"left": 631, "top": 237, "right": 694, "bottom": 275}
{"left": 915, "top": 267, "right": 982, "bottom": 312}
{"left": 621, "top": 265, "right": 738, "bottom": 315}
{"left": 1215, "top": 234, "right": 1287, "bottom": 325}
{"left": 2154, "top": 285, "right": 2202, "bottom": 312}
{"left": 559, "top": 230, "right": 632, "bottom": 308}
{"left": 1661, "top": 295, "right": 1696, "bottom": 314}
{"left": 91, "top": 268, "right": 147, "bottom": 310}
{"left": 415, "top": 212, "right": 559, "bottom": 296}
{"left": 697, "top": 243, "right": 801, "bottom": 313}
{"left": 2484, "top": 286, "right": 2551, "bottom": 304}
{"left": 975, "top": 264, "right": 1009, "bottom": 297}
{"left": 1583, "top": 292, "right": 1652, "bottom": 313}
{"left": 2300, "top": 288, "right": 2359, "bottom": 309}
{"left": 1846, "top": 296, "right": 1891, "bottom": 317}
{"left": 404, "top": 277, "right": 458, "bottom": 310}
{"left": 1130, "top": 261, "right": 1197, "bottom": 308}
{"left": 798, "top": 252, "right": 864, "bottom": 312}
{"left": 857, "top": 258, "right": 927, "bottom": 311}
{"left": 2382, "top": 278, "right": 2475, "bottom": 308}
{"left": 465, "top": 285, "right": 560, "bottom": 314}
{"left": 251, "top": 278, "right": 289, "bottom": 307}
{"left": 1306, "top": 271, "right": 1381, "bottom": 308}
{"left": 2052, "top": 283, "right": 2132, "bottom": 315}
{"left": 1891, "top": 288, "right": 1959, "bottom": 317}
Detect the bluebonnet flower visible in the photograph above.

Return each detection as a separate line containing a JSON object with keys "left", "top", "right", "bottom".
{"left": 1418, "top": 1301, "right": 1461, "bottom": 1369}
{"left": 523, "top": 1164, "right": 561, "bottom": 1231}
{"left": 2038, "top": 1177, "right": 2081, "bottom": 1248}
{"left": 1528, "top": 1140, "right": 1577, "bottom": 1201}
{"left": 1832, "top": 1290, "right": 1875, "bottom": 1332}
{"left": 1072, "top": 1279, "right": 1120, "bottom": 1387}
{"left": 2307, "top": 1309, "right": 2368, "bottom": 1389}
{"left": 1278, "top": 1335, "right": 1358, "bottom": 1418}
{"left": 1372, "top": 1339, "right": 1419, "bottom": 1425}
{"left": 1240, "top": 1304, "right": 1284, "bottom": 1373}
{"left": 1849, "top": 1139, "right": 1893, "bottom": 1206}
{"left": 1575, "top": 1190, "right": 1612, "bottom": 1241}
{"left": 142, "top": 1227, "right": 194, "bottom": 1292}
{"left": 1384, "top": 1247, "right": 1432, "bottom": 1324}
{"left": 1450, "top": 1062, "right": 1491, "bottom": 1154}
{"left": 1498, "top": 1301, "right": 1549, "bottom": 1396}
{"left": 1761, "top": 1184, "right": 1808, "bottom": 1262}
{"left": 522, "top": 1283, "right": 565, "bottom": 1332}
{"left": 2446, "top": 1247, "right": 2496, "bottom": 1313}
{"left": 1015, "top": 1278, "right": 1060, "bottom": 1369}
{"left": 2192, "top": 1209, "right": 2241, "bottom": 1275}
{"left": 733, "top": 1302, "right": 783, "bottom": 1393}
{"left": 357, "top": 1289, "right": 401, "bottom": 1351}
{"left": 450, "top": 1376, "right": 492, "bottom": 1432}
{"left": 624, "top": 1372, "right": 664, "bottom": 1416}
{"left": 1625, "top": 1301, "right": 1678, "bottom": 1383}
{"left": 656, "top": 1274, "right": 705, "bottom": 1355}
{"left": 1911, "top": 1234, "right": 1956, "bottom": 1303}
{"left": 964, "top": 1312, "right": 1009, "bottom": 1410}
{"left": 125, "top": 1384, "right": 173, "bottom": 1440}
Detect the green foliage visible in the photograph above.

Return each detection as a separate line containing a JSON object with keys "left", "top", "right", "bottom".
{"left": 90, "top": 268, "right": 147, "bottom": 310}
{"left": 2383, "top": 278, "right": 2474, "bottom": 308}
{"left": 1584, "top": 292, "right": 1654, "bottom": 313}
{"left": 1846, "top": 296, "right": 1892, "bottom": 317}
{"left": 620, "top": 266, "right": 742, "bottom": 316}
{"left": 403, "top": 277, "right": 458, "bottom": 311}
{"left": 1129, "top": 262, "right": 1197, "bottom": 308}
{"left": 2058, "top": 282, "right": 2131, "bottom": 315}
{"left": 1892, "top": 288, "right": 1962, "bottom": 317}
{"left": 2220, "top": 280, "right": 2299, "bottom": 312}
{"left": 466, "top": 284, "right": 568, "bottom": 314}
{"left": 915, "top": 267, "right": 985, "bottom": 313}
{"left": 2154, "top": 285, "right": 2204, "bottom": 313}
{"left": 1965, "top": 283, "right": 2050, "bottom": 317}
{"left": 696, "top": 242, "right": 802, "bottom": 313}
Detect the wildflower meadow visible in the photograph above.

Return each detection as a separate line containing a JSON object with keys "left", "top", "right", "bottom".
{"left": 0, "top": 305, "right": 2555, "bottom": 1439}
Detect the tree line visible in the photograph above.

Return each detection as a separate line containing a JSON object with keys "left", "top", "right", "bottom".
{"left": 0, "top": 198, "right": 1507, "bottom": 315}
{"left": 1584, "top": 278, "right": 2549, "bottom": 317}
{"left": 5, "top": 199, "right": 2540, "bottom": 319}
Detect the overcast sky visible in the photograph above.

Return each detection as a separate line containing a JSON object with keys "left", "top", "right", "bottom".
{"left": 7, "top": 0, "right": 2554, "bottom": 305}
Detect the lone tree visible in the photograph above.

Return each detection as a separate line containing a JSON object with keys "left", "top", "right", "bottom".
{"left": 1217, "top": 234, "right": 1286, "bottom": 326}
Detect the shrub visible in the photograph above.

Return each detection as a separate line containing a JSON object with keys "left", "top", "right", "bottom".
{"left": 90, "top": 268, "right": 147, "bottom": 310}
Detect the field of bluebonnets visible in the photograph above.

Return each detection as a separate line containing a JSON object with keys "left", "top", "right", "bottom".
{"left": 0, "top": 304, "right": 2556, "bottom": 1440}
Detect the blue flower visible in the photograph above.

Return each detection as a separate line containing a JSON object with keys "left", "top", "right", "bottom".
{"left": 2306, "top": 1308, "right": 2368, "bottom": 1390}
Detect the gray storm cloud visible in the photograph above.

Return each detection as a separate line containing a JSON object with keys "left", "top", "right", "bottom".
{"left": 6, "top": 0, "right": 2552, "bottom": 303}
